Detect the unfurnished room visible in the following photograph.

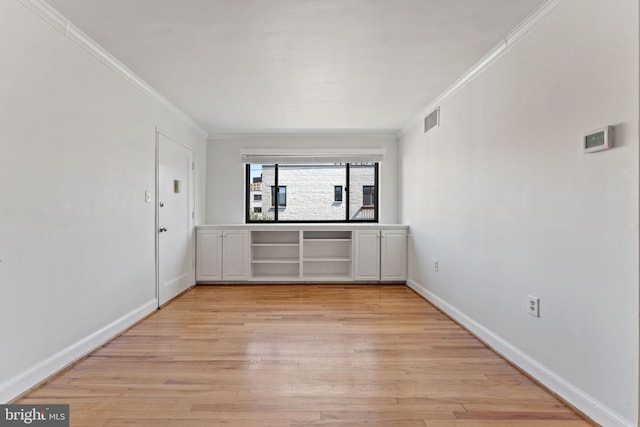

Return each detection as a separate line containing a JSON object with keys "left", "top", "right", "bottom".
{"left": 0, "top": 0, "right": 638, "bottom": 426}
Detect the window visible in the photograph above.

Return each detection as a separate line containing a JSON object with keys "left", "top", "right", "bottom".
{"left": 246, "top": 163, "right": 378, "bottom": 223}
{"left": 363, "top": 186, "right": 375, "bottom": 207}
{"left": 253, "top": 207, "right": 262, "bottom": 213}
{"left": 271, "top": 186, "right": 286, "bottom": 207}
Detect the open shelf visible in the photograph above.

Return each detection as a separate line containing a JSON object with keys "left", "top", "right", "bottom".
{"left": 303, "top": 230, "right": 352, "bottom": 240}
{"left": 250, "top": 230, "right": 301, "bottom": 279}
{"left": 252, "top": 243, "right": 299, "bottom": 247}
{"left": 303, "top": 257, "right": 352, "bottom": 262}
{"left": 247, "top": 229, "right": 361, "bottom": 281}
{"left": 252, "top": 257, "right": 300, "bottom": 264}
{"left": 252, "top": 243, "right": 299, "bottom": 260}
{"left": 302, "top": 238, "right": 351, "bottom": 242}
{"left": 302, "top": 274, "right": 353, "bottom": 281}
{"left": 302, "top": 259, "right": 352, "bottom": 279}
{"left": 303, "top": 240, "right": 351, "bottom": 259}
{"left": 252, "top": 230, "right": 300, "bottom": 245}
{"left": 297, "top": 230, "right": 353, "bottom": 280}
{"left": 252, "top": 262, "right": 299, "bottom": 280}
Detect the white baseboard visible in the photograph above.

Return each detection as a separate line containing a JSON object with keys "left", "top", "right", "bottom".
{"left": 406, "top": 279, "right": 633, "bottom": 427}
{"left": 0, "top": 299, "right": 158, "bottom": 403}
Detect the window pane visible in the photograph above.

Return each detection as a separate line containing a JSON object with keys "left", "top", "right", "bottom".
{"left": 334, "top": 186, "right": 343, "bottom": 202}
{"left": 249, "top": 164, "right": 274, "bottom": 221}
{"left": 277, "top": 164, "right": 346, "bottom": 221}
{"left": 363, "top": 186, "right": 375, "bottom": 206}
{"left": 271, "top": 186, "right": 286, "bottom": 206}
{"left": 280, "top": 188, "right": 286, "bottom": 206}
{"left": 349, "top": 163, "right": 376, "bottom": 221}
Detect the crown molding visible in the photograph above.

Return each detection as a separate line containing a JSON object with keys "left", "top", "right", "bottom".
{"left": 399, "top": 0, "right": 572, "bottom": 138}
{"left": 208, "top": 129, "right": 400, "bottom": 141}
{"left": 16, "top": 0, "right": 208, "bottom": 139}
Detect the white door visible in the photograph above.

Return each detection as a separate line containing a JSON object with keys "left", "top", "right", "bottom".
{"left": 222, "top": 230, "right": 249, "bottom": 280}
{"left": 354, "top": 230, "right": 381, "bottom": 280}
{"left": 381, "top": 229, "right": 407, "bottom": 281}
{"left": 157, "top": 131, "right": 194, "bottom": 306}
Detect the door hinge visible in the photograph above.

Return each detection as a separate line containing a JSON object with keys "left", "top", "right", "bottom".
{"left": 192, "top": 211, "right": 195, "bottom": 219}
{"left": 192, "top": 161, "right": 195, "bottom": 170}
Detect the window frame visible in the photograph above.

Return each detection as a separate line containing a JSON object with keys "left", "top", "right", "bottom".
{"left": 245, "top": 163, "right": 378, "bottom": 223}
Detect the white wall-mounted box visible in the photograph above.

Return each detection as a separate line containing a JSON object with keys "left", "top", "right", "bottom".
{"left": 583, "top": 126, "right": 612, "bottom": 153}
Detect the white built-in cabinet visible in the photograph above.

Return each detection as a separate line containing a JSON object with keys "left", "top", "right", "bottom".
{"left": 353, "top": 230, "right": 381, "bottom": 280}
{"left": 195, "top": 229, "right": 222, "bottom": 281}
{"left": 196, "top": 225, "right": 407, "bottom": 283}
{"left": 380, "top": 229, "right": 408, "bottom": 281}
{"left": 354, "top": 229, "right": 408, "bottom": 281}
{"left": 222, "top": 229, "right": 250, "bottom": 280}
{"left": 195, "top": 228, "right": 249, "bottom": 281}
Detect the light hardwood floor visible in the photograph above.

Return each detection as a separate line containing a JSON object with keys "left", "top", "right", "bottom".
{"left": 18, "top": 285, "right": 592, "bottom": 426}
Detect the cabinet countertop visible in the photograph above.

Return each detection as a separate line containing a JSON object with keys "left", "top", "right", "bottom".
{"left": 196, "top": 223, "right": 409, "bottom": 230}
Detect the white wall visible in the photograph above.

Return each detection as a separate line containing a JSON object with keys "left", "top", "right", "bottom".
{"left": 0, "top": 0, "right": 207, "bottom": 402}
{"left": 399, "top": 0, "right": 638, "bottom": 425}
{"left": 206, "top": 133, "right": 399, "bottom": 224}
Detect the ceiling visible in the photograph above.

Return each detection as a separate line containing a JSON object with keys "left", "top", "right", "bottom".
{"left": 45, "top": 0, "right": 546, "bottom": 134}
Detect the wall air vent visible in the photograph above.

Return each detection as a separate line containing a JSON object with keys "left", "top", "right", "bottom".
{"left": 424, "top": 107, "right": 440, "bottom": 133}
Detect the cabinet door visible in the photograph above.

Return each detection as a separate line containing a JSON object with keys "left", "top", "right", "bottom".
{"left": 354, "top": 230, "right": 381, "bottom": 280}
{"left": 196, "top": 229, "right": 222, "bottom": 281}
{"left": 223, "top": 230, "right": 250, "bottom": 280}
{"left": 381, "top": 229, "right": 407, "bottom": 281}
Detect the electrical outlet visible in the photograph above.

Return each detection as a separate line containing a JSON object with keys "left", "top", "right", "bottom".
{"left": 433, "top": 259, "right": 439, "bottom": 272}
{"left": 528, "top": 295, "right": 539, "bottom": 317}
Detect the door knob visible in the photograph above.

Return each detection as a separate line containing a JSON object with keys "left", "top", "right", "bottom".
{"left": 159, "top": 227, "right": 167, "bottom": 233}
